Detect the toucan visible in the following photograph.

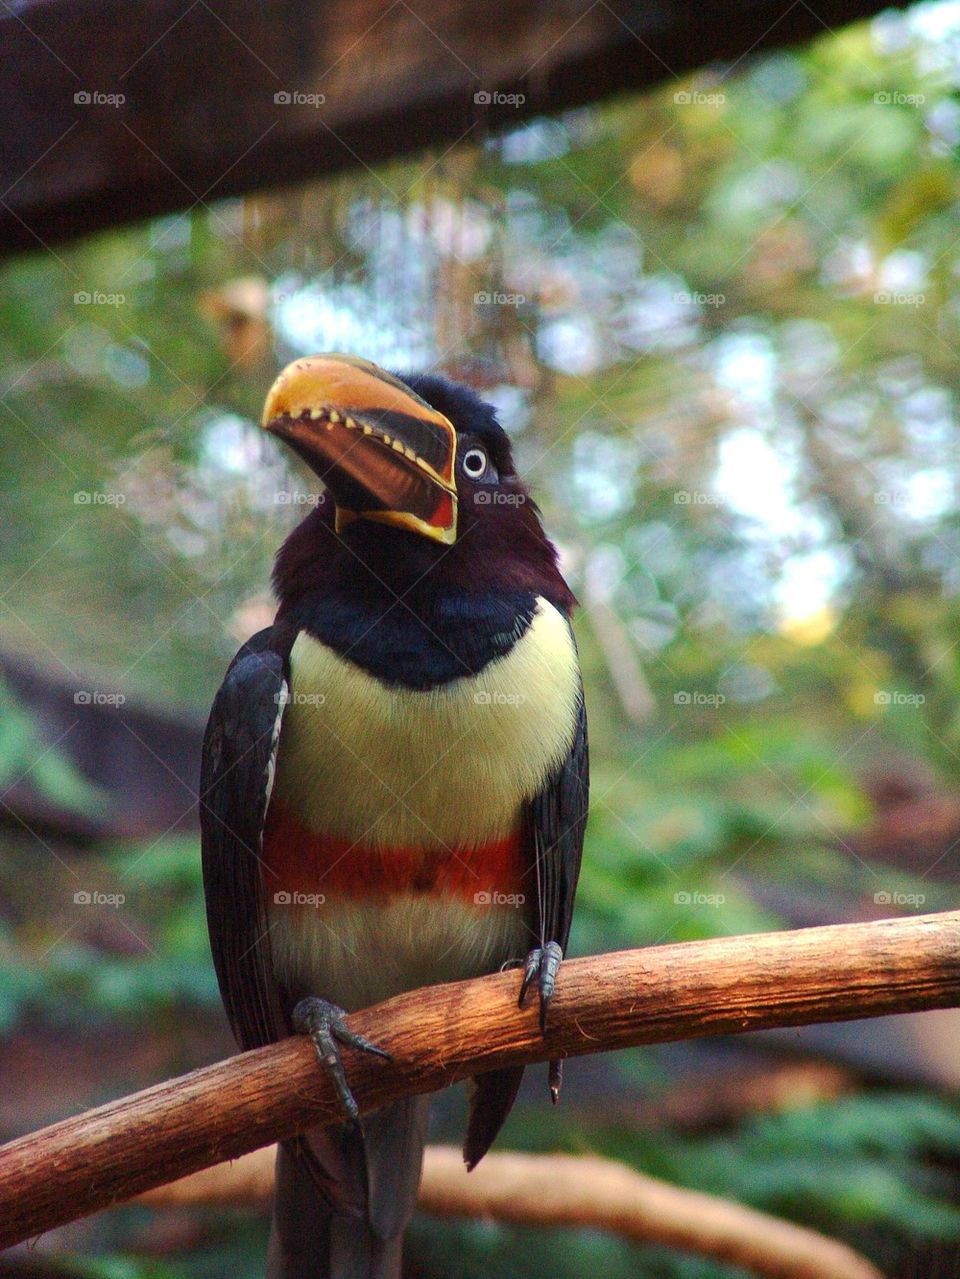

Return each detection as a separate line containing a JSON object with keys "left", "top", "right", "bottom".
{"left": 200, "top": 354, "right": 589, "bottom": 1279}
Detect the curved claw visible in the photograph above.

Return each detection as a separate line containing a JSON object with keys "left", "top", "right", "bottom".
{"left": 293, "top": 996, "right": 392, "bottom": 1124}
{"left": 517, "top": 940, "right": 564, "bottom": 1033}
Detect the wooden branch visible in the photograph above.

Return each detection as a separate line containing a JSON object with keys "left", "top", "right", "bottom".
{"left": 139, "top": 1145, "right": 882, "bottom": 1279}
{"left": 1, "top": 911, "right": 959, "bottom": 1250}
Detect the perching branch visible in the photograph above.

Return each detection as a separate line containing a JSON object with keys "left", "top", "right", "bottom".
{"left": 140, "top": 1145, "right": 882, "bottom": 1279}
{"left": 1, "top": 910, "right": 959, "bottom": 1250}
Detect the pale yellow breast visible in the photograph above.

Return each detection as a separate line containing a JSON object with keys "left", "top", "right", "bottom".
{"left": 271, "top": 597, "right": 580, "bottom": 848}
{"left": 269, "top": 895, "right": 530, "bottom": 1011}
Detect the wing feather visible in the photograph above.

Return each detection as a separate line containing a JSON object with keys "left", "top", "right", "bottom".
{"left": 200, "top": 627, "right": 379, "bottom": 1216}
{"left": 200, "top": 628, "right": 290, "bottom": 1049}
{"left": 529, "top": 665, "right": 589, "bottom": 952}
{"left": 465, "top": 624, "right": 588, "bottom": 1167}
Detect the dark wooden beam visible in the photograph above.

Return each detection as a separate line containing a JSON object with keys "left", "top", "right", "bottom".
{"left": 1, "top": 0, "right": 910, "bottom": 256}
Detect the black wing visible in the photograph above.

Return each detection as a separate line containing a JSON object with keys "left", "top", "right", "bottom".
{"left": 200, "top": 626, "right": 290, "bottom": 1051}
{"left": 528, "top": 673, "right": 589, "bottom": 953}
{"left": 201, "top": 625, "right": 395, "bottom": 1219}
{"left": 464, "top": 634, "right": 589, "bottom": 1168}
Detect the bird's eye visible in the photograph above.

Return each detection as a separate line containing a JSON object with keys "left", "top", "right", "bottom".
{"left": 461, "top": 447, "right": 488, "bottom": 479}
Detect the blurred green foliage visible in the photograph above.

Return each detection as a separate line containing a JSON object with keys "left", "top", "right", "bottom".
{"left": 0, "top": 678, "right": 107, "bottom": 814}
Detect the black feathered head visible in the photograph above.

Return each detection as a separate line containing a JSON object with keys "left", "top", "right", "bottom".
{"left": 263, "top": 354, "right": 574, "bottom": 613}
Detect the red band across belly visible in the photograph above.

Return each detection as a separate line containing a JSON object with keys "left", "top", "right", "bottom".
{"left": 262, "top": 800, "right": 527, "bottom": 904}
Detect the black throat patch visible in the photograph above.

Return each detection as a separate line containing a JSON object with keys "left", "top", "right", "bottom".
{"left": 287, "top": 589, "right": 540, "bottom": 690}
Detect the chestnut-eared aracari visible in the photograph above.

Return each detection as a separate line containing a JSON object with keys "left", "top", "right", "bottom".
{"left": 200, "top": 354, "right": 589, "bottom": 1278}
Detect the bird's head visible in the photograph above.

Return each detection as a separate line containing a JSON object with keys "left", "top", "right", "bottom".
{"left": 263, "top": 353, "right": 573, "bottom": 611}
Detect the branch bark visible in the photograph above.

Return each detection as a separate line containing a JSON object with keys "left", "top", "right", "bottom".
{"left": 139, "top": 1145, "right": 883, "bottom": 1279}
{"left": 1, "top": 910, "right": 959, "bottom": 1250}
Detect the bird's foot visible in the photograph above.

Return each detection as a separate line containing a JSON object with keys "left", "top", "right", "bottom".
{"left": 292, "top": 996, "right": 392, "bottom": 1124}
{"left": 518, "top": 940, "right": 563, "bottom": 1033}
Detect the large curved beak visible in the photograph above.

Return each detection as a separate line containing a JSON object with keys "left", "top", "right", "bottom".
{"left": 261, "top": 353, "right": 458, "bottom": 544}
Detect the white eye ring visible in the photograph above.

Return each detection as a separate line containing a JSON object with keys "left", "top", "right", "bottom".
{"left": 462, "top": 447, "right": 488, "bottom": 479}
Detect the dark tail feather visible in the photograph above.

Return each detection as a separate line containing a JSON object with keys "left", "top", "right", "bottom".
{"left": 361, "top": 1095, "right": 429, "bottom": 1238}
{"left": 268, "top": 1096, "right": 429, "bottom": 1279}
{"left": 463, "top": 1065, "right": 525, "bottom": 1170}
{"left": 267, "top": 1145, "right": 402, "bottom": 1279}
